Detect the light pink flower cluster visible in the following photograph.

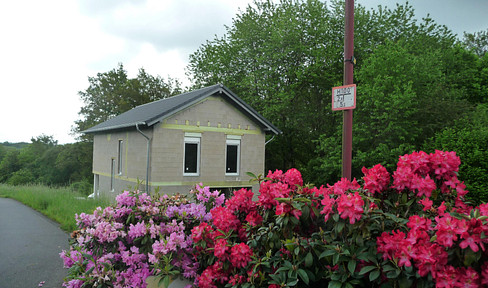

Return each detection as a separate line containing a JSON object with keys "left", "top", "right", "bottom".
{"left": 61, "top": 189, "right": 216, "bottom": 288}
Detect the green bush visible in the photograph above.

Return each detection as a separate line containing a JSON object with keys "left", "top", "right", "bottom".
{"left": 69, "top": 180, "right": 92, "bottom": 196}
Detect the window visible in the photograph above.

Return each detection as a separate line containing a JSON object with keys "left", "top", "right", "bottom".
{"left": 94, "top": 174, "right": 99, "bottom": 197}
{"left": 110, "top": 159, "right": 115, "bottom": 192}
{"left": 117, "top": 140, "right": 123, "bottom": 175}
{"left": 226, "top": 138, "right": 240, "bottom": 175}
{"left": 183, "top": 134, "right": 201, "bottom": 176}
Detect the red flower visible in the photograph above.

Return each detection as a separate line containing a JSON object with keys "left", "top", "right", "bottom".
{"left": 362, "top": 164, "right": 390, "bottom": 195}
{"left": 407, "top": 215, "right": 432, "bottom": 232}
{"left": 329, "top": 178, "right": 360, "bottom": 195}
{"left": 320, "top": 195, "right": 335, "bottom": 222}
{"left": 211, "top": 207, "right": 240, "bottom": 233}
{"left": 245, "top": 211, "right": 263, "bottom": 227}
{"left": 191, "top": 222, "right": 213, "bottom": 243}
{"left": 225, "top": 188, "right": 255, "bottom": 214}
{"left": 230, "top": 243, "right": 253, "bottom": 269}
{"left": 456, "top": 267, "right": 480, "bottom": 288}
{"left": 337, "top": 192, "right": 364, "bottom": 224}
{"left": 258, "top": 181, "right": 291, "bottom": 209}
{"left": 213, "top": 238, "right": 229, "bottom": 260}
{"left": 419, "top": 197, "right": 433, "bottom": 211}
{"left": 283, "top": 168, "right": 303, "bottom": 189}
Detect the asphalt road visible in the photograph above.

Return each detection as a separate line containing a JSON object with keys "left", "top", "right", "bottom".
{"left": 0, "top": 198, "right": 70, "bottom": 288}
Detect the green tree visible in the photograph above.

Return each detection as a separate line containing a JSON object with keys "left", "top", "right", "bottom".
{"left": 187, "top": 0, "right": 470, "bottom": 184}
{"left": 0, "top": 149, "right": 21, "bottom": 182}
{"left": 463, "top": 29, "right": 488, "bottom": 57}
{"left": 73, "top": 63, "right": 183, "bottom": 139}
{"left": 55, "top": 141, "right": 93, "bottom": 184}
{"left": 423, "top": 104, "right": 488, "bottom": 205}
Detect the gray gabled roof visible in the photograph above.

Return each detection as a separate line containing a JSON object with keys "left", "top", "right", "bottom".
{"left": 83, "top": 84, "right": 281, "bottom": 135}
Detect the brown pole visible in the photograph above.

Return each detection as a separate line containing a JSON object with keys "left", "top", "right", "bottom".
{"left": 342, "top": 0, "right": 354, "bottom": 180}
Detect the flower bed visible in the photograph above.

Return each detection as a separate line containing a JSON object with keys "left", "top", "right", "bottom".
{"left": 61, "top": 150, "right": 488, "bottom": 287}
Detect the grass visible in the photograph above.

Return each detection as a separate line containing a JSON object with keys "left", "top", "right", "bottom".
{"left": 0, "top": 184, "right": 112, "bottom": 232}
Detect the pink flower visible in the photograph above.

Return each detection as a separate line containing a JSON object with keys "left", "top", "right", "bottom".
{"left": 191, "top": 222, "right": 213, "bottom": 243}
{"left": 245, "top": 211, "right": 263, "bottom": 226}
{"left": 337, "top": 192, "right": 364, "bottom": 224}
{"left": 283, "top": 168, "right": 303, "bottom": 189}
{"left": 128, "top": 220, "right": 147, "bottom": 240}
{"left": 258, "top": 181, "right": 291, "bottom": 209}
{"left": 230, "top": 243, "right": 253, "bottom": 268}
{"left": 211, "top": 207, "right": 240, "bottom": 233}
{"left": 225, "top": 188, "right": 255, "bottom": 214}
{"left": 329, "top": 178, "right": 360, "bottom": 195}
{"left": 213, "top": 238, "right": 229, "bottom": 260}
{"left": 320, "top": 195, "right": 335, "bottom": 222}
{"left": 266, "top": 169, "right": 284, "bottom": 181}
{"left": 456, "top": 267, "right": 480, "bottom": 288}
{"left": 419, "top": 197, "right": 433, "bottom": 211}
{"left": 407, "top": 215, "right": 432, "bottom": 232}
{"left": 481, "top": 262, "right": 488, "bottom": 286}
{"left": 62, "top": 279, "right": 84, "bottom": 288}
{"left": 362, "top": 164, "right": 390, "bottom": 195}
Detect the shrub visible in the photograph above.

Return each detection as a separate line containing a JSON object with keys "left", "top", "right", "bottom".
{"left": 69, "top": 180, "right": 93, "bottom": 196}
{"left": 61, "top": 150, "right": 488, "bottom": 287}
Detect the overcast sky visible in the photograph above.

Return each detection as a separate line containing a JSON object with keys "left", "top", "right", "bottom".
{"left": 1, "top": 0, "right": 487, "bottom": 144}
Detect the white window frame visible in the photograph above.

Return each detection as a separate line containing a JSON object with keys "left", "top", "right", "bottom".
{"left": 117, "top": 140, "right": 123, "bottom": 175}
{"left": 183, "top": 134, "right": 201, "bottom": 176}
{"left": 226, "top": 138, "right": 241, "bottom": 176}
{"left": 110, "top": 158, "right": 116, "bottom": 192}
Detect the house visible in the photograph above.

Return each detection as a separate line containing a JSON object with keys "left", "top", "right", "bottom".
{"left": 83, "top": 84, "right": 281, "bottom": 197}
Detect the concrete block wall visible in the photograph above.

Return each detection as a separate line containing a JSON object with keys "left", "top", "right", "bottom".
{"left": 92, "top": 95, "right": 267, "bottom": 197}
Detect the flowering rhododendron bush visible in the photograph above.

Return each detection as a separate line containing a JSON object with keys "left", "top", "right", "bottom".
{"left": 60, "top": 185, "right": 224, "bottom": 288}
{"left": 61, "top": 150, "right": 488, "bottom": 287}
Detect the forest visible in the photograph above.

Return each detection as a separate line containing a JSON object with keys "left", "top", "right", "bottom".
{"left": 1, "top": 0, "right": 487, "bottom": 203}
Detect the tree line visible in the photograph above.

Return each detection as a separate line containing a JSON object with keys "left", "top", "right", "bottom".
{"left": 0, "top": 136, "right": 93, "bottom": 193}
{"left": 2, "top": 0, "right": 487, "bottom": 203}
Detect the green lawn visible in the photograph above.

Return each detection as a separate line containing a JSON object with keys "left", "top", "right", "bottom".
{"left": 0, "top": 184, "right": 112, "bottom": 232}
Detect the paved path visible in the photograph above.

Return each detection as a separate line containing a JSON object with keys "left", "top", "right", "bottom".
{"left": 0, "top": 198, "right": 69, "bottom": 288}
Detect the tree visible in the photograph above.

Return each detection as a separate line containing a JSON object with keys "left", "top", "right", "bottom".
{"left": 463, "top": 29, "right": 488, "bottom": 57}
{"left": 187, "top": 0, "right": 471, "bottom": 184}
{"left": 0, "top": 149, "right": 21, "bottom": 182}
{"left": 423, "top": 104, "right": 488, "bottom": 205}
{"left": 73, "top": 63, "right": 183, "bottom": 139}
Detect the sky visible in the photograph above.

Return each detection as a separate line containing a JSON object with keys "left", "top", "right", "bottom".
{"left": 1, "top": 0, "right": 487, "bottom": 144}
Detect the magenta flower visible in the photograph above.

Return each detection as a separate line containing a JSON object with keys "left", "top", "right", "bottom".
{"left": 337, "top": 192, "right": 364, "bottom": 224}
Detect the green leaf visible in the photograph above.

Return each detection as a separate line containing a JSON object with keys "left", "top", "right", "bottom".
{"left": 328, "top": 281, "right": 342, "bottom": 288}
{"left": 298, "top": 269, "right": 309, "bottom": 285}
{"left": 294, "top": 246, "right": 300, "bottom": 256}
{"left": 347, "top": 259, "right": 357, "bottom": 274}
{"left": 336, "top": 221, "right": 345, "bottom": 233}
{"left": 304, "top": 252, "right": 313, "bottom": 267}
{"left": 359, "top": 265, "right": 377, "bottom": 275}
{"left": 246, "top": 172, "right": 257, "bottom": 179}
{"left": 287, "top": 279, "right": 299, "bottom": 286}
{"left": 320, "top": 249, "right": 336, "bottom": 259}
{"left": 369, "top": 270, "right": 380, "bottom": 282}
{"left": 158, "top": 276, "right": 171, "bottom": 288}
{"left": 333, "top": 213, "right": 340, "bottom": 222}
{"left": 333, "top": 252, "right": 340, "bottom": 266}
{"left": 387, "top": 269, "right": 401, "bottom": 279}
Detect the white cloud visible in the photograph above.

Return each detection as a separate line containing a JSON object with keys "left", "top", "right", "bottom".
{"left": 0, "top": 0, "right": 487, "bottom": 144}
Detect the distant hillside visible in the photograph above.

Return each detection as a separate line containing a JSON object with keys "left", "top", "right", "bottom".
{"left": 1, "top": 141, "right": 29, "bottom": 150}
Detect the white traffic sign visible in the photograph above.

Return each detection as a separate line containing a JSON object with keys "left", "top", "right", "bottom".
{"left": 332, "top": 84, "right": 356, "bottom": 110}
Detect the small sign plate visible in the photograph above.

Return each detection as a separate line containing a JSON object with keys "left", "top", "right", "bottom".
{"left": 332, "top": 84, "right": 356, "bottom": 111}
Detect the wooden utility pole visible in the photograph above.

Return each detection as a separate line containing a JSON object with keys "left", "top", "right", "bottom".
{"left": 342, "top": 0, "right": 354, "bottom": 180}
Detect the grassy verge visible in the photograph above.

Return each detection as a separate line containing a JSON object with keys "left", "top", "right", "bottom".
{"left": 0, "top": 184, "right": 112, "bottom": 232}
